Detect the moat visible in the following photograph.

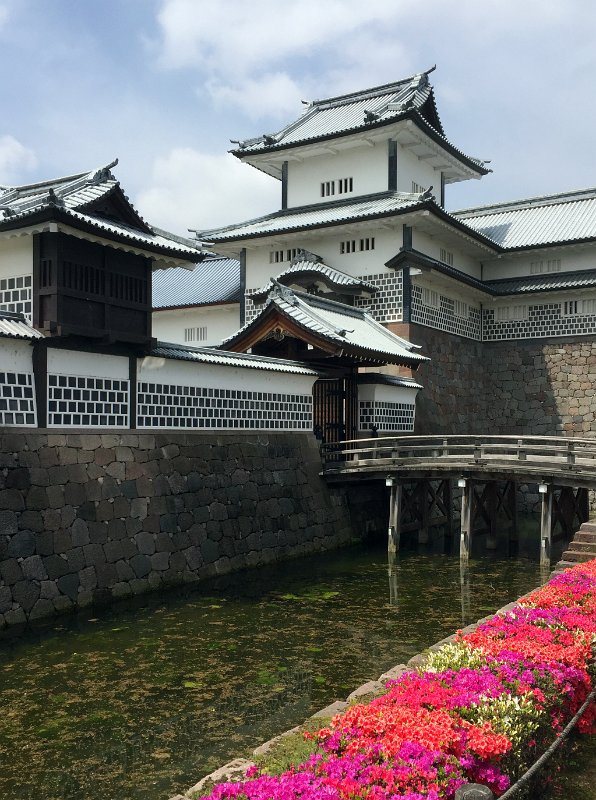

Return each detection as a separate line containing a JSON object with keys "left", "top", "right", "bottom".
{"left": 0, "top": 542, "right": 549, "bottom": 800}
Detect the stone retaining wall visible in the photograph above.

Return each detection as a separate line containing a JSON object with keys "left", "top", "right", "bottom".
{"left": 0, "top": 431, "right": 355, "bottom": 631}
{"left": 396, "top": 324, "right": 596, "bottom": 438}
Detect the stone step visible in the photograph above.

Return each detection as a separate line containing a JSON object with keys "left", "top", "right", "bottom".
{"left": 552, "top": 560, "right": 576, "bottom": 575}
{"left": 579, "top": 522, "right": 596, "bottom": 534}
{"left": 561, "top": 549, "right": 596, "bottom": 563}
{"left": 565, "top": 540, "right": 596, "bottom": 553}
{"left": 573, "top": 531, "right": 596, "bottom": 544}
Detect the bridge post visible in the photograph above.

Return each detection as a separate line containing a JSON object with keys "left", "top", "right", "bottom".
{"left": 539, "top": 483, "right": 553, "bottom": 568}
{"left": 460, "top": 479, "right": 472, "bottom": 562}
{"left": 386, "top": 477, "right": 401, "bottom": 554}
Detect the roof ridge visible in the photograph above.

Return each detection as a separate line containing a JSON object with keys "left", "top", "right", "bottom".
{"left": 311, "top": 71, "right": 430, "bottom": 108}
{"left": 454, "top": 187, "right": 596, "bottom": 217}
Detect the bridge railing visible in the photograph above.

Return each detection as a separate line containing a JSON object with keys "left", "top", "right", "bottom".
{"left": 320, "top": 434, "right": 596, "bottom": 476}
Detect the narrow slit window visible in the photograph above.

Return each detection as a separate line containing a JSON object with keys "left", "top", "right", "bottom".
{"left": 359, "top": 237, "right": 375, "bottom": 251}
{"left": 439, "top": 248, "right": 454, "bottom": 266}
{"left": 340, "top": 240, "right": 357, "bottom": 254}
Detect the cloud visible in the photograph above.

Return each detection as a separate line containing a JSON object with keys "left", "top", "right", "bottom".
{"left": 0, "top": 4, "right": 8, "bottom": 29}
{"left": 206, "top": 72, "right": 304, "bottom": 120}
{"left": 136, "top": 148, "right": 279, "bottom": 235}
{"left": 0, "top": 135, "right": 37, "bottom": 185}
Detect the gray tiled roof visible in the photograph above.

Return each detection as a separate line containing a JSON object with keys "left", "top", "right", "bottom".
{"left": 231, "top": 70, "right": 487, "bottom": 176}
{"left": 252, "top": 259, "right": 375, "bottom": 300}
{"left": 223, "top": 284, "right": 427, "bottom": 367}
{"left": 152, "top": 257, "right": 241, "bottom": 309}
{"left": 485, "top": 269, "right": 596, "bottom": 295}
{"left": 0, "top": 311, "right": 43, "bottom": 340}
{"left": 196, "top": 192, "right": 424, "bottom": 242}
{"left": 454, "top": 188, "right": 596, "bottom": 249}
{"left": 0, "top": 161, "right": 201, "bottom": 262}
{"left": 151, "top": 342, "right": 318, "bottom": 375}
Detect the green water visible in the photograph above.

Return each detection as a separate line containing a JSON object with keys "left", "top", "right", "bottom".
{"left": 0, "top": 545, "right": 551, "bottom": 800}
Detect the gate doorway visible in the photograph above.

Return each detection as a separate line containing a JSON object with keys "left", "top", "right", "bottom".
{"left": 313, "top": 373, "right": 358, "bottom": 445}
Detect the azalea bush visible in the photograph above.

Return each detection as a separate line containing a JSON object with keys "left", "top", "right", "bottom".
{"left": 199, "top": 559, "right": 596, "bottom": 800}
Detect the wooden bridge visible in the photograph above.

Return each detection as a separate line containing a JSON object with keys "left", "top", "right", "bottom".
{"left": 320, "top": 435, "right": 596, "bottom": 565}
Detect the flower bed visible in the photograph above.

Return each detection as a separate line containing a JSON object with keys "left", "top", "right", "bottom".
{"left": 199, "top": 560, "right": 596, "bottom": 800}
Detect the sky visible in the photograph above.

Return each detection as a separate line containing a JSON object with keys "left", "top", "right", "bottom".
{"left": 1, "top": 0, "right": 596, "bottom": 236}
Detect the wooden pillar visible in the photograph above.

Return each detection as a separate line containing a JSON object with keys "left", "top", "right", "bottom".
{"left": 486, "top": 481, "right": 498, "bottom": 550}
{"left": 540, "top": 484, "right": 553, "bottom": 568}
{"left": 460, "top": 480, "right": 472, "bottom": 562}
{"left": 388, "top": 550, "right": 399, "bottom": 607}
{"left": 418, "top": 480, "right": 429, "bottom": 545}
{"left": 508, "top": 481, "right": 518, "bottom": 557}
{"left": 387, "top": 478, "right": 401, "bottom": 554}
{"left": 460, "top": 561, "right": 471, "bottom": 625}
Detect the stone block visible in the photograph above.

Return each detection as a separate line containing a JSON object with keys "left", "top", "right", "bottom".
{"left": 311, "top": 700, "right": 348, "bottom": 718}
{"left": 40, "top": 580, "right": 59, "bottom": 599}
{"left": 53, "top": 595, "right": 74, "bottom": 612}
{"left": 79, "top": 566, "right": 97, "bottom": 591}
{"left": 135, "top": 477, "right": 154, "bottom": 497}
{"left": 71, "top": 518, "right": 90, "bottom": 547}
{"left": 112, "top": 582, "right": 133, "bottom": 599}
{"left": 0, "top": 558, "right": 22, "bottom": 585}
{"left": 21, "top": 555, "right": 48, "bottom": 581}
{"left": 95, "top": 448, "right": 115, "bottom": 466}
{"left": 64, "top": 483, "right": 87, "bottom": 506}
{"left": 13, "top": 579, "right": 40, "bottom": 611}
{"left": 130, "top": 577, "right": 150, "bottom": 596}
{"left": 95, "top": 563, "right": 118, "bottom": 589}
{"left": 83, "top": 543, "right": 106, "bottom": 567}
{"left": 0, "top": 586, "right": 12, "bottom": 614}
{"left": 130, "top": 553, "right": 151, "bottom": 578}
{"left": 106, "top": 461, "right": 125, "bottom": 480}
{"left": 29, "top": 598, "right": 55, "bottom": 621}
{"left": 66, "top": 548, "right": 86, "bottom": 572}
{"left": 53, "top": 530, "right": 73, "bottom": 553}
{"left": 135, "top": 531, "right": 155, "bottom": 555}
{"left": 116, "top": 560, "right": 135, "bottom": 581}
{"left": 150, "top": 552, "right": 170, "bottom": 571}
{"left": 0, "top": 509, "right": 18, "bottom": 536}
{"left": 103, "top": 540, "right": 125, "bottom": 563}
{"left": 7, "top": 530, "right": 35, "bottom": 558}
{"left": 4, "top": 607, "right": 26, "bottom": 626}
{"left": 131, "top": 498, "right": 148, "bottom": 520}
{"left": 96, "top": 500, "right": 115, "bottom": 522}
{"left": 0, "top": 489, "right": 25, "bottom": 511}
{"left": 6, "top": 467, "right": 31, "bottom": 491}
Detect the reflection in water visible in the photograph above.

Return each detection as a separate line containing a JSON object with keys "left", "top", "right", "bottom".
{"left": 0, "top": 545, "right": 542, "bottom": 800}
{"left": 387, "top": 551, "right": 399, "bottom": 607}
{"left": 460, "top": 562, "right": 471, "bottom": 625}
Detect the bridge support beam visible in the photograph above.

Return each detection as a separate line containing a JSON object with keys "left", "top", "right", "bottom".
{"left": 387, "top": 477, "right": 401, "bottom": 554}
{"left": 460, "top": 480, "right": 472, "bottom": 563}
{"left": 539, "top": 484, "right": 553, "bottom": 568}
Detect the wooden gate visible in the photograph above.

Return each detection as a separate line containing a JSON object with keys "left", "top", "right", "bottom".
{"left": 313, "top": 373, "right": 358, "bottom": 446}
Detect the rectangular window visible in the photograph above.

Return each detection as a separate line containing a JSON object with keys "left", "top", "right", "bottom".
{"left": 453, "top": 299, "right": 468, "bottom": 318}
{"left": 422, "top": 287, "right": 439, "bottom": 308}
{"left": 340, "top": 240, "right": 357, "bottom": 254}
{"left": 582, "top": 298, "right": 596, "bottom": 314}
{"left": 411, "top": 181, "right": 424, "bottom": 194}
{"left": 439, "top": 248, "right": 454, "bottom": 266}
{"left": 184, "top": 326, "right": 208, "bottom": 343}
{"left": 497, "top": 305, "right": 528, "bottom": 321}
{"left": 359, "top": 237, "right": 375, "bottom": 251}
{"left": 269, "top": 250, "right": 285, "bottom": 264}
{"left": 286, "top": 248, "right": 300, "bottom": 261}
{"left": 321, "top": 181, "right": 335, "bottom": 197}
{"left": 338, "top": 177, "right": 353, "bottom": 194}
{"left": 562, "top": 300, "right": 579, "bottom": 316}
{"left": 531, "top": 259, "right": 561, "bottom": 274}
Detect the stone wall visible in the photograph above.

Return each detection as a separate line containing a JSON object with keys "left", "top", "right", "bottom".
{"left": 0, "top": 431, "right": 355, "bottom": 631}
{"left": 391, "top": 323, "right": 596, "bottom": 437}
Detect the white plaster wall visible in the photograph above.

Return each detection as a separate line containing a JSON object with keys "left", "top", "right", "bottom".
{"left": 287, "top": 141, "right": 388, "bottom": 207}
{"left": 152, "top": 305, "right": 241, "bottom": 347}
{"left": 138, "top": 356, "right": 317, "bottom": 396}
{"left": 245, "top": 226, "right": 405, "bottom": 292}
{"left": 413, "top": 230, "right": 481, "bottom": 278}
{"left": 47, "top": 349, "right": 129, "bottom": 380}
{"left": 358, "top": 383, "right": 419, "bottom": 406}
{"left": 0, "top": 338, "right": 35, "bottom": 372}
{"left": 0, "top": 237, "right": 33, "bottom": 279}
{"left": 482, "top": 244, "right": 596, "bottom": 281}
{"left": 396, "top": 146, "right": 438, "bottom": 195}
